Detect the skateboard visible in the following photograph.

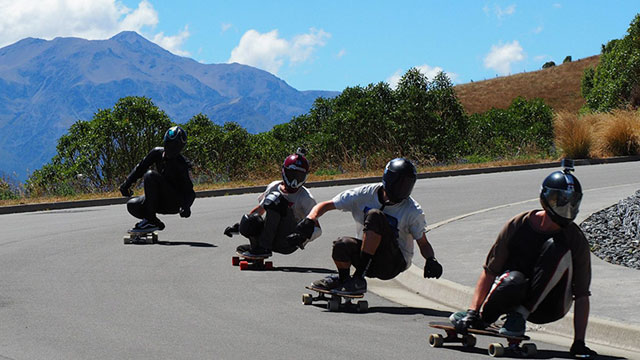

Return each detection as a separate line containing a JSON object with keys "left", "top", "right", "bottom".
{"left": 124, "top": 230, "right": 158, "bottom": 244}
{"left": 302, "top": 285, "right": 368, "bottom": 312}
{"left": 428, "top": 321, "right": 537, "bottom": 358}
{"left": 232, "top": 252, "right": 273, "bottom": 270}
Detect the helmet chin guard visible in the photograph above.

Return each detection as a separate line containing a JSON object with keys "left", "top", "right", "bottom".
{"left": 282, "top": 152, "right": 309, "bottom": 192}
{"left": 539, "top": 160, "right": 582, "bottom": 227}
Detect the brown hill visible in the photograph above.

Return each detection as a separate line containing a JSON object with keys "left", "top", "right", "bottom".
{"left": 454, "top": 55, "right": 600, "bottom": 115}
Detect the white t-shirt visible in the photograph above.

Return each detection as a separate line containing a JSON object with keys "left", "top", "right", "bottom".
{"left": 332, "top": 183, "right": 427, "bottom": 267}
{"left": 258, "top": 181, "right": 317, "bottom": 222}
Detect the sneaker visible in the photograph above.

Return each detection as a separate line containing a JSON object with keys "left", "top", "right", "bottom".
{"left": 243, "top": 247, "right": 272, "bottom": 258}
{"left": 130, "top": 219, "right": 159, "bottom": 233}
{"left": 311, "top": 275, "right": 343, "bottom": 291}
{"left": 499, "top": 312, "right": 526, "bottom": 337}
{"left": 335, "top": 276, "right": 367, "bottom": 295}
{"left": 236, "top": 244, "right": 251, "bottom": 253}
{"left": 449, "top": 310, "right": 468, "bottom": 326}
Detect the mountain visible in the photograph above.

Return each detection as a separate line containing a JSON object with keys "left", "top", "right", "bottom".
{"left": 0, "top": 31, "right": 339, "bottom": 180}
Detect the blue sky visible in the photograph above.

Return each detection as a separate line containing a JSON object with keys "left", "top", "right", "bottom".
{"left": 0, "top": 1, "right": 638, "bottom": 91}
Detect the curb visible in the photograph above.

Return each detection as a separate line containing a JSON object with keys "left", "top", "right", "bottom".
{"left": 2, "top": 156, "right": 639, "bottom": 215}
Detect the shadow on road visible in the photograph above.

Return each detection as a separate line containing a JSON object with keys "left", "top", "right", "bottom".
{"left": 367, "top": 306, "right": 451, "bottom": 317}
{"left": 423, "top": 345, "right": 627, "bottom": 359}
{"left": 154, "top": 240, "right": 217, "bottom": 247}
{"left": 273, "top": 266, "right": 337, "bottom": 274}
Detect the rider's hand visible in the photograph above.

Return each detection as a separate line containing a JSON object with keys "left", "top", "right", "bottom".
{"left": 224, "top": 223, "right": 240, "bottom": 237}
{"left": 424, "top": 257, "right": 443, "bottom": 279}
{"left": 180, "top": 207, "right": 191, "bottom": 218}
{"left": 455, "top": 309, "right": 483, "bottom": 334}
{"left": 570, "top": 340, "right": 598, "bottom": 359}
{"left": 119, "top": 182, "right": 133, "bottom": 197}
{"left": 285, "top": 232, "right": 306, "bottom": 249}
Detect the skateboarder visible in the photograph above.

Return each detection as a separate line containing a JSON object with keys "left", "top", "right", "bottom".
{"left": 224, "top": 149, "right": 321, "bottom": 257}
{"left": 450, "top": 160, "right": 597, "bottom": 359}
{"left": 119, "top": 126, "right": 195, "bottom": 233}
{"left": 303, "top": 158, "right": 442, "bottom": 295}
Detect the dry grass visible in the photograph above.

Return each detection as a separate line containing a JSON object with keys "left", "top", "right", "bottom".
{"left": 554, "top": 110, "right": 640, "bottom": 158}
{"left": 455, "top": 56, "right": 600, "bottom": 114}
{"left": 554, "top": 111, "right": 595, "bottom": 159}
{"left": 592, "top": 110, "right": 640, "bottom": 157}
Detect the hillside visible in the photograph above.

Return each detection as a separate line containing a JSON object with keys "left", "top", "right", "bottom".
{"left": 454, "top": 55, "right": 600, "bottom": 114}
{"left": 0, "top": 32, "right": 339, "bottom": 180}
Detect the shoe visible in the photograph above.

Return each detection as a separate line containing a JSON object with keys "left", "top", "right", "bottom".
{"left": 149, "top": 217, "right": 165, "bottom": 230}
{"left": 130, "top": 219, "right": 159, "bottom": 233}
{"left": 449, "top": 310, "right": 467, "bottom": 326}
{"left": 243, "top": 246, "right": 272, "bottom": 257}
{"left": 335, "top": 276, "right": 367, "bottom": 295}
{"left": 311, "top": 275, "right": 343, "bottom": 291}
{"left": 499, "top": 312, "right": 526, "bottom": 337}
{"left": 236, "top": 244, "right": 251, "bottom": 253}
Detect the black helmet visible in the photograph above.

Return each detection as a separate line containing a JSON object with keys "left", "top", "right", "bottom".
{"left": 382, "top": 158, "right": 417, "bottom": 204}
{"left": 540, "top": 160, "right": 583, "bottom": 227}
{"left": 163, "top": 126, "right": 187, "bottom": 158}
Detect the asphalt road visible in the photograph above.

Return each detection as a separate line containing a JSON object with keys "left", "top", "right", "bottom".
{"left": 0, "top": 162, "right": 637, "bottom": 359}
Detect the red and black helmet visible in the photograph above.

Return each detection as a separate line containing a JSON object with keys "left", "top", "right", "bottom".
{"left": 282, "top": 152, "right": 309, "bottom": 192}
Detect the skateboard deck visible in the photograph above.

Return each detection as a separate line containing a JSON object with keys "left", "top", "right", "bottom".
{"left": 428, "top": 321, "right": 536, "bottom": 358}
{"left": 124, "top": 231, "right": 158, "bottom": 244}
{"left": 232, "top": 251, "right": 273, "bottom": 270}
{"left": 302, "top": 285, "right": 368, "bottom": 312}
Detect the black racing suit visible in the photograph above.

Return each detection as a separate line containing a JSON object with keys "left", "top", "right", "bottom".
{"left": 124, "top": 147, "right": 195, "bottom": 224}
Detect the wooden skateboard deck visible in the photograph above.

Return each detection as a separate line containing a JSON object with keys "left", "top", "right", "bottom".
{"left": 232, "top": 251, "right": 273, "bottom": 270}
{"left": 124, "top": 231, "right": 158, "bottom": 244}
{"left": 302, "top": 285, "right": 367, "bottom": 312}
{"left": 428, "top": 321, "right": 537, "bottom": 357}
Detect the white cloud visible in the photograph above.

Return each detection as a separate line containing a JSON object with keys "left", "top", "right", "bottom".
{"left": 0, "top": 0, "right": 189, "bottom": 56}
{"left": 228, "top": 28, "right": 330, "bottom": 74}
{"left": 553, "top": 3, "right": 562, "bottom": 8}
{"left": 386, "top": 64, "right": 459, "bottom": 89}
{"left": 533, "top": 25, "right": 544, "bottom": 34}
{"left": 495, "top": 4, "right": 516, "bottom": 19}
{"left": 221, "top": 23, "right": 232, "bottom": 33}
{"left": 484, "top": 40, "right": 525, "bottom": 75}
{"left": 336, "top": 49, "right": 346, "bottom": 59}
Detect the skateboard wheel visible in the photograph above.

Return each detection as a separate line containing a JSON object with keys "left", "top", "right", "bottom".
{"left": 152, "top": 233, "right": 158, "bottom": 243}
{"left": 239, "top": 261, "right": 249, "bottom": 270}
{"left": 521, "top": 343, "right": 537, "bottom": 357}
{"left": 302, "top": 293, "right": 313, "bottom": 305}
{"left": 264, "top": 261, "right": 273, "bottom": 270}
{"left": 356, "top": 300, "right": 368, "bottom": 312}
{"left": 124, "top": 236, "right": 131, "bottom": 244}
{"left": 462, "top": 334, "right": 476, "bottom": 348}
{"left": 327, "top": 298, "right": 340, "bottom": 312}
{"left": 232, "top": 256, "right": 240, "bottom": 266}
{"left": 428, "top": 333, "right": 444, "bottom": 348}
{"left": 488, "top": 343, "right": 504, "bottom": 357}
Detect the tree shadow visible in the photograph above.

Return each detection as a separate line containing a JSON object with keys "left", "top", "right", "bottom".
{"left": 425, "top": 345, "right": 627, "bottom": 359}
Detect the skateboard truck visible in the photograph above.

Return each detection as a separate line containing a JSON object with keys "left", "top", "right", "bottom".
{"left": 124, "top": 231, "right": 158, "bottom": 244}
{"left": 302, "top": 286, "right": 368, "bottom": 312}
{"left": 232, "top": 252, "right": 273, "bottom": 270}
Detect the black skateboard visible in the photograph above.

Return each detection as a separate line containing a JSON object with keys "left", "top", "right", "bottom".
{"left": 232, "top": 251, "right": 273, "bottom": 270}
{"left": 428, "top": 321, "right": 537, "bottom": 357}
{"left": 303, "top": 285, "right": 368, "bottom": 312}
{"left": 124, "top": 230, "right": 158, "bottom": 244}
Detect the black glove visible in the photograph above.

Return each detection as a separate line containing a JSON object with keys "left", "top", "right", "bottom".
{"left": 285, "top": 218, "right": 316, "bottom": 249}
{"left": 224, "top": 223, "right": 240, "bottom": 237}
{"left": 180, "top": 207, "right": 191, "bottom": 218}
{"left": 286, "top": 233, "right": 307, "bottom": 249}
{"left": 262, "top": 191, "right": 289, "bottom": 216}
{"left": 424, "top": 257, "right": 443, "bottom": 279}
{"left": 119, "top": 181, "right": 133, "bottom": 197}
{"left": 570, "top": 340, "right": 598, "bottom": 359}
{"left": 455, "top": 309, "right": 483, "bottom": 334}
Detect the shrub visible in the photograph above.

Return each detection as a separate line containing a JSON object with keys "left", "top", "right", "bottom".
{"left": 553, "top": 111, "right": 593, "bottom": 159}
{"left": 543, "top": 61, "right": 556, "bottom": 69}
{"left": 593, "top": 110, "right": 640, "bottom": 156}
{"left": 563, "top": 56, "right": 572, "bottom": 63}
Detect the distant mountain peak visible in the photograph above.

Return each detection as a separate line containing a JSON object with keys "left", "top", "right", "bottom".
{"left": 110, "top": 31, "right": 146, "bottom": 43}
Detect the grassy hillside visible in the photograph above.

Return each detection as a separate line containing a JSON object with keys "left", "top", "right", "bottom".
{"left": 455, "top": 55, "right": 600, "bottom": 114}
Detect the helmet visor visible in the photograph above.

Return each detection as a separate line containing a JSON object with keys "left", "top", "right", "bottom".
{"left": 283, "top": 168, "right": 307, "bottom": 189}
{"left": 542, "top": 187, "right": 582, "bottom": 220}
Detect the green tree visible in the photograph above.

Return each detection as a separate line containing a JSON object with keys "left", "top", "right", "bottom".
{"left": 584, "top": 14, "right": 640, "bottom": 111}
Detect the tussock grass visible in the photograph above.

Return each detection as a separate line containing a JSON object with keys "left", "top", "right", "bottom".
{"left": 554, "top": 111, "right": 594, "bottom": 159}
{"left": 593, "top": 110, "right": 640, "bottom": 157}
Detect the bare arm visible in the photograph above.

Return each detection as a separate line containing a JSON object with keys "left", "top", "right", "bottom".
{"left": 573, "top": 296, "right": 590, "bottom": 342}
{"left": 470, "top": 269, "right": 496, "bottom": 311}
{"left": 416, "top": 233, "right": 435, "bottom": 259}
{"left": 249, "top": 204, "right": 265, "bottom": 215}
{"left": 306, "top": 200, "right": 336, "bottom": 222}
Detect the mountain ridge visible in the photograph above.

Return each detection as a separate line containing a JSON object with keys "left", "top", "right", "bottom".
{"left": 0, "top": 31, "right": 339, "bottom": 180}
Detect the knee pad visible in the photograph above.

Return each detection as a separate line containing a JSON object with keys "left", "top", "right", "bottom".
{"left": 493, "top": 270, "right": 528, "bottom": 299}
{"left": 126, "top": 196, "right": 145, "bottom": 219}
{"left": 239, "top": 213, "right": 264, "bottom": 238}
{"left": 363, "top": 208, "right": 387, "bottom": 234}
{"left": 332, "top": 237, "right": 356, "bottom": 262}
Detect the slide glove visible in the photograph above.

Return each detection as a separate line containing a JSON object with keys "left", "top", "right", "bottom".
{"left": 569, "top": 340, "right": 598, "bottom": 359}
{"left": 119, "top": 182, "right": 133, "bottom": 197}
{"left": 424, "top": 257, "right": 443, "bottom": 279}
{"left": 224, "top": 223, "right": 240, "bottom": 237}
{"left": 180, "top": 207, "right": 191, "bottom": 218}
{"left": 455, "top": 309, "right": 484, "bottom": 334}
{"left": 262, "top": 191, "right": 289, "bottom": 216}
{"left": 285, "top": 218, "right": 316, "bottom": 249}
